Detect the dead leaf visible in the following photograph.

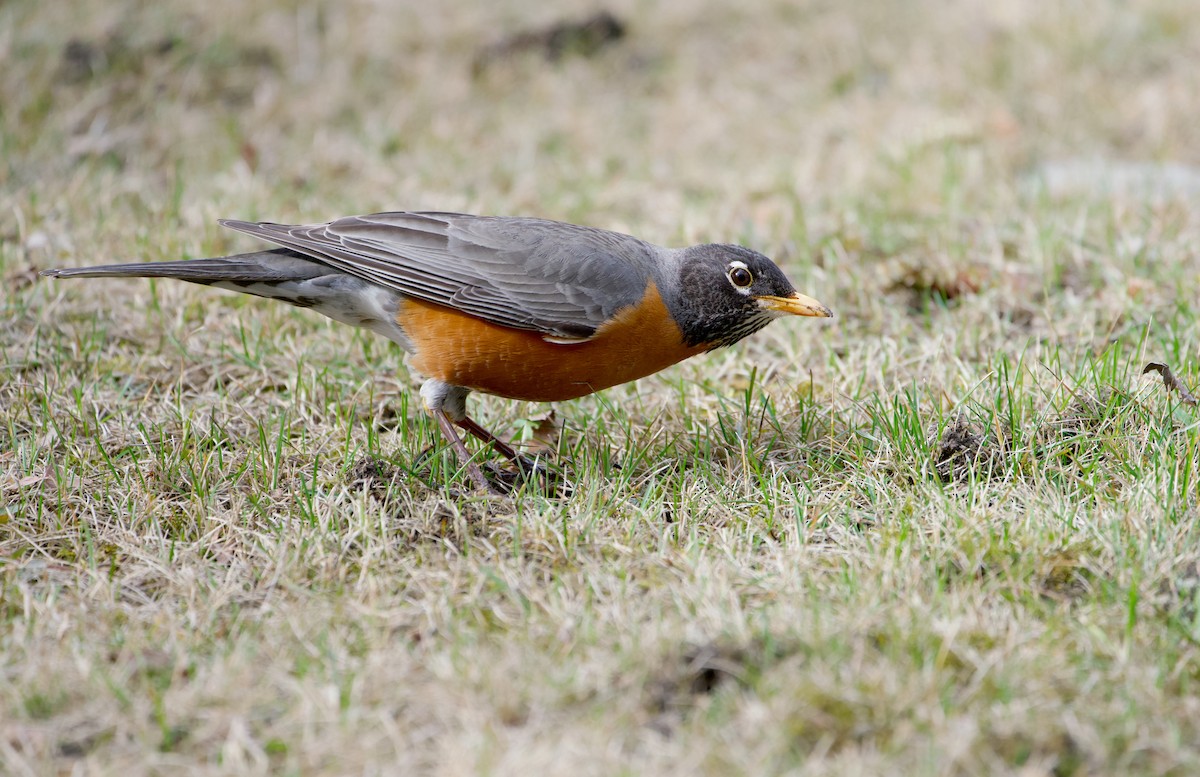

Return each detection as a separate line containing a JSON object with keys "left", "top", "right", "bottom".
{"left": 1143, "top": 362, "right": 1198, "bottom": 406}
{"left": 512, "top": 411, "right": 560, "bottom": 455}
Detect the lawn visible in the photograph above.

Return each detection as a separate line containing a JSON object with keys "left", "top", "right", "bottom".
{"left": 3, "top": 0, "right": 1200, "bottom": 774}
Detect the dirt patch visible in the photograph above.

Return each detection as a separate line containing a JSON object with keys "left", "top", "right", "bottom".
{"left": 935, "top": 386, "right": 1150, "bottom": 483}
{"left": 473, "top": 11, "right": 626, "bottom": 75}
{"left": 347, "top": 456, "right": 407, "bottom": 500}
{"left": 58, "top": 30, "right": 276, "bottom": 85}
{"left": 933, "top": 416, "right": 1007, "bottom": 482}
{"left": 646, "top": 639, "right": 786, "bottom": 735}
{"left": 1038, "top": 554, "right": 1100, "bottom": 603}
{"left": 647, "top": 642, "right": 746, "bottom": 734}
{"left": 883, "top": 253, "right": 984, "bottom": 309}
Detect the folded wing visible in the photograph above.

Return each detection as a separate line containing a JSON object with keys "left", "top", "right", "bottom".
{"left": 220, "top": 212, "right": 659, "bottom": 341}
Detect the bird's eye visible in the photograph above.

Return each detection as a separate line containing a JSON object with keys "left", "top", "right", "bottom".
{"left": 728, "top": 266, "right": 754, "bottom": 288}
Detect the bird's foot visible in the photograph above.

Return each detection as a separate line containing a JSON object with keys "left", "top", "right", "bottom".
{"left": 484, "top": 454, "right": 573, "bottom": 497}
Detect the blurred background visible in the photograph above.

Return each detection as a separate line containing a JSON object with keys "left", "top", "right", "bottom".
{"left": 5, "top": 0, "right": 1196, "bottom": 238}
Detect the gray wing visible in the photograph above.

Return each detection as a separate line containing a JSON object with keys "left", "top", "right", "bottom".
{"left": 219, "top": 212, "right": 661, "bottom": 340}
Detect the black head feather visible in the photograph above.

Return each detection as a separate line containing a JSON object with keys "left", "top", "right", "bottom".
{"left": 666, "top": 244, "right": 799, "bottom": 349}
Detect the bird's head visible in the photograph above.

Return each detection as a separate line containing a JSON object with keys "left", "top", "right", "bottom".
{"left": 668, "top": 244, "right": 832, "bottom": 349}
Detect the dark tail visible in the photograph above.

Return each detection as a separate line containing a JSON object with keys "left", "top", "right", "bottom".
{"left": 41, "top": 247, "right": 409, "bottom": 345}
{"left": 41, "top": 249, "right": 330, "bottom": 285}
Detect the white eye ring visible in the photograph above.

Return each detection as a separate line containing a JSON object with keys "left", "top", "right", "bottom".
{"left": 727, "top": 261, "right": 754, "bottom": 291}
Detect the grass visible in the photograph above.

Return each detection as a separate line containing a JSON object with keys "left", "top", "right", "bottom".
{"left": 3, "top": 0, "right": 1200, "bottom": 774}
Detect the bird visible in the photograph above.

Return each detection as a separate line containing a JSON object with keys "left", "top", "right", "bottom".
{"left": 42, "top": 211, "right": 832, "bottom": 492}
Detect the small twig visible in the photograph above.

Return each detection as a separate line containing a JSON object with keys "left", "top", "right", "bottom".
{"left": 1142, "top": 362, "right": 1198, "bottom": 406}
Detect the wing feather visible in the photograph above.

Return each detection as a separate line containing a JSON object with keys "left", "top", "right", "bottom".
{"left": 220, "top": 212, "right": 659, "bottom": 339}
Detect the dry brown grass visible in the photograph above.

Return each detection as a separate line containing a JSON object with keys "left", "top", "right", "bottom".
{"left": 4, "top": 0, "right": 1200, "bottom": 774}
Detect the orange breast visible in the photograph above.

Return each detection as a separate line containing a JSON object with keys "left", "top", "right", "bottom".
{"left": 397, "top": 283, "right": 706, "bottom": 402}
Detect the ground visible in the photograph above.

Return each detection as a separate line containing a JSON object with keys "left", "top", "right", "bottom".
{"left": 3, "top": 0, "right": 1200, "bottom": 774}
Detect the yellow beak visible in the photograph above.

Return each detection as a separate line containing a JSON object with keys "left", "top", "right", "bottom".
{"left": 755, "top": 291, "right": 833, "bottom": 318}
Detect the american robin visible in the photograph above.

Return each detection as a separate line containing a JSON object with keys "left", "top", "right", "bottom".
{"left": 43, "top": 211, "right": 832, "bottom": 491}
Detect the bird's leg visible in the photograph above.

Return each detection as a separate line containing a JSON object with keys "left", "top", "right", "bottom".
{"left": 420, "top": 379, "right": 550, "bottom": 489}
{"left": 431, "top": 410, "right": 492, "bottom": 492}
{"left": 455, "top": 417, "right": 522, "bottom": 461}
{"left": 420, "top": 380, "right": 495, "bottom": 492}
{"left": 457, "top": 416, "right": 553, "bottom": 478}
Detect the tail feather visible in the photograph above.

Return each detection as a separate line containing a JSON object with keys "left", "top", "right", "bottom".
{"left": 40, "top": 249, "right": 329, "bottom": 284}
{"left": 41, "top": 247, "right": 413, "bottom": 349}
